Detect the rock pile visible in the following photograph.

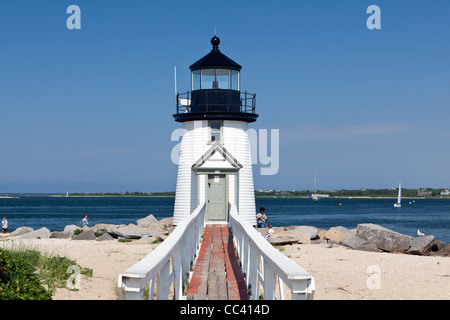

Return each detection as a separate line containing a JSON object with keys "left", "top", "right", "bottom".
{"left": 258, "top": 223, "right": 449, "bottom": 257}
{"left": 5, "top": 217, "right": 449, "bottom": 257}
{"left": 5, "top": 214, "right": 174, "bottom": 243}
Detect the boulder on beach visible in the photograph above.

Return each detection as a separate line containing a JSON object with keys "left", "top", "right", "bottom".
{"left": 407, "top": 235, "right": 435, "bottom": 255}
{"left": 10, "top": 226, "right": 34, "bottom": 237}
{"left": 340, "top": 234, "right": 378, "bottom": 252}
{"left": 136, "top": 214, "right": 158, "bottom": 228}
{"left": 18, "top": 227, "right": 51, "bottom": 239}
{"left": 287, "top": 226, "right": 319, "bottom": 240}
{"left": 267, "top": 231, "right": 300, "bottom": 245}
{"left": 429, "top": 244, "right": 450, "bottom": 257}
{"left": 108, "top": 225, "right": 166, "bottom": 239}
{"left": 324, "top": 226, "right": 353, "bottom": 243}
{"left": 356, "top": 223, "right": 413, "bottom": 252}
{"left": 96, "top": 232, "right": 115, "bottom": 241}
{"left": 72, "top": 228, "right": 97, "bottom": 241}
{"left": 93, "top": 223, "right": 126, "bottom": 233}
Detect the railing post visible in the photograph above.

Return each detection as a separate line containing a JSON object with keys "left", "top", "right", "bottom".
{"left": 173, "top": 245, "right": 183, "bottom": 300}
{"left": 157, "top": 259, "right": 170, "bottom": 300}
{"left": 248, "top": 243, "right": 258, "bottom": 300}
{"left": 263, "top": 261, "right": 275, "bottom": 300}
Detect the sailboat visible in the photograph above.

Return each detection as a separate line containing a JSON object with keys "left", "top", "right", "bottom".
{"left": 394, "top": 182, "right": 401, "bottom": 207}
{"left": 311, "top": 174, "right": 319, "bottom": 201}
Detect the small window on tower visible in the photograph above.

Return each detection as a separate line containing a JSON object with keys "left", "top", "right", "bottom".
{"left": 209, "top": 120, "right": 222, "bottom": 143}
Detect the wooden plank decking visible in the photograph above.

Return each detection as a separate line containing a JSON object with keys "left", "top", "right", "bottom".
{"left": 187, "top": 224, "right": 249, "bottom": 300}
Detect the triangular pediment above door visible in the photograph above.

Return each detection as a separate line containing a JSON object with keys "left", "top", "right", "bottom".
{"left": 192, "top": 142, "right": 243, "bottom": 172}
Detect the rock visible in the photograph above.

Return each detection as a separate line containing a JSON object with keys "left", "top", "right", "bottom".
{"left": 429, "top": 244, "right": 450, "bottom": 257}
{"left": 52, "top": 225, "right": 82, "bottom": 239}
{"left": 296, "top": 232, "right": 311, "bottom": 244}
{"left": 157, "top": 217, "right": 173, "bottom": 229}
{"left": 96, "top": 232, "right": 115, "bottom": 241}
{"left": 317, "top": 230, "right": 327, "bottom": 240}
{"left": 340, "top": 234, "right": 378, "bottom": 252}
{"left": 72, "top": 228, "right": 97, "bottom": 241}
{"left": 10, "top": 226, "right": 34, "bottom": 236}
{"left": 324, "top": 226, "right": 352, "bottom": 243}
{"left": 157, "top": 235, "right": 169, "bottom": 242}
{"left": 64, "top": 225, "right": 82, "bottom": 233}
{"left": 356, "top": 223, "right": 413, "bottom": 252}
{"left": 289, "top": 226, "right": 319, "bottom": 239}
{"left": 93, "top": 223, "right": 126, "bottom": 232}
{"left": 136, "top": 214, "right": 158, "bottom": 228}
{"left": 51, "top": 231, "right": 73, "bottom": 239}
{"left": 137, "top": 235, "right": 157, "bottom": 244}
{"left": 267, "top": 231, "right": 299, "bottom": 245}
{"left": 430, "top": 240, "right": 445, "bottom": 252}
{"left": 407, "top": 235, "right": 435, "bottom": 255}
{"left": 108, "top": 225, "right": 165, "bottom": 239}
{"left": 18, "top": 227, "right": 51, "bottom": 239}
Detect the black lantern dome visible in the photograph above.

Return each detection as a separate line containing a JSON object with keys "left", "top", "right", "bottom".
{"left": 173, "top": 36, "right": 257, "bottom": 123}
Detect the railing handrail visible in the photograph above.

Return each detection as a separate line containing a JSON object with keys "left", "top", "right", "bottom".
{"left": 228, "top": 204, "right": 315, "bottom": 300}
{"left": 176, "top": 90, "right": 256, "bottom": 114}
{"left": 118, "top": 203, "right": 206, "bottom": 300}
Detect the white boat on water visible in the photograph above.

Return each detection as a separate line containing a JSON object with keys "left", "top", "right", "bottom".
{"left": 394, "top": 182, "right": 401, "bottom": 207}
{"left": 312, "top": 173, "right": 319, "bottom": 201}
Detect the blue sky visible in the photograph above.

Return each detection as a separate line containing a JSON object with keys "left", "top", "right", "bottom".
{"left": 1, "top": 0, "right": 450, "bottom": 193}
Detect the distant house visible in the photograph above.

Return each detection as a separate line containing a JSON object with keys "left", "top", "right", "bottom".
{"left": 417, "top": 190, "right": 432, "bottom": 197}
{"left": 440, "top": 189, "right": 450, "bottom": 196}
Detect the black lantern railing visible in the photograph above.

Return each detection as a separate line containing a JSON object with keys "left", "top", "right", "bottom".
{"left": 176, "top": 90, "right": 256, "bottom": 115}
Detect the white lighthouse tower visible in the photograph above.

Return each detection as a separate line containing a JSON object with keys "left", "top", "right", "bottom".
{"left": 173, "top": 35, "right": 258, "bottom": 226}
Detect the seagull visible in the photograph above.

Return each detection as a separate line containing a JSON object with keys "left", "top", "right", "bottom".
{"left": 417, "top": 229, "right": 425, "bottom": 236}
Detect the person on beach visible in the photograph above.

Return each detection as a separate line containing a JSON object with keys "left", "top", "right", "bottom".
{"left": 82, "top": 215, "right": 89, "bottom": 228}
{"left": 264, "top": 225, "right": 274, "bottom": 239}
{"left": 2, "top": 216, "right": 8, "bottom": 233}
{"left": 256, "top": 207, "right": 268, "bottom": 228}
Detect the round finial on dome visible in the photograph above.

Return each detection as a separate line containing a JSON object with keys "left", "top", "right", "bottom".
{"left": 211, "top": 36, "right": 220, "bottom": 50}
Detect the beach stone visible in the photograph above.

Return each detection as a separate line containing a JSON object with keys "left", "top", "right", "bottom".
{"left": 356, "top": 223, "right": 413, "bottom": 252}
{"left": 96, "top": 232, "right": 115, "bottom": 241}
{"left": 340, "top": 234, "right": 378, "bottom": 252}
{"left": 137, "top": 235, "right": 157, "bottom": 244}
{"left": 72, "top": 228, "right": 97, "bottom": 241}
{"left": 267, "top": 231, "right": 299, "bottom": 245}
{"left": 430, "top": 240, "right": 445, "bottom": 252}
{"left": 64, "top": 224, "right": 81, "bottom": 232}
{"left": 430, "top": 244, "right": 450, "bottom": 257}
{"left": 407, "top": 235, "right": 435, "bottom": 255}
{"left": 93, "top": 223, "right": 126, "bottom": 232}
{"left": 18, "top": 227, "right": 51, "bottom": 239}
{"left": 52, "top": 231, "right": 73, "bottom": 239}
{"left": 324, "top": 226, "right": 352, "bottom": 243}
{"left": 10, "top": 226, "right": 34, "bottom": 236}
{"left": 318, "top": 230, "right": 327, "bottom": 240}
{"left": 108, "top": 225, "right": 165, "bottom": 239}
{"left": 296, "top": 232, "right": 311, "bottom": 244}
{"left": 136, "top": 214, "right": 158, "bottom": 228}
{"left": 289, "top": 226, "right": 319, "bottom": 239}
{"left": 157, "top": 217, "right": 173, "bottom": 229}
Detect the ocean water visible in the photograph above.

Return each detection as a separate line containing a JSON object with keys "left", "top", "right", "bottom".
{"left": 0, "top": 196, "right": 448, "bottom": 244}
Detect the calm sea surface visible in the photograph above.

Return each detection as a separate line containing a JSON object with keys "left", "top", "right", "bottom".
{"left": 0, "top": 197, "right": 448, "bottom": 244}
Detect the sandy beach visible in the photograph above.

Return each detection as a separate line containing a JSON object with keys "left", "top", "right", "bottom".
{"left": 1, "top": 236, "right": 449, "bottom": 300}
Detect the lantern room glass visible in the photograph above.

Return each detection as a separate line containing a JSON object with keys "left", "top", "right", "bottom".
{"left": 192, "top": 70, "right": 201, "bottom": 90}
{"left": 192, "top": 69, "right": 240, "bottom": 90}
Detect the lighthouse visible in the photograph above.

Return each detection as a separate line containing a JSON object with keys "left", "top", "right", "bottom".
{"left": 173, "top": 35, "right": 258, "bottom": 226}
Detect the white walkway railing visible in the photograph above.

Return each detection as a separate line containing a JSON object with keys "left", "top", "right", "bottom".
{"left": 118, "top": 203, "right": 205, "bottom": 300}
{"left": 228, "top": 204, "right": 315, "bottom": 300}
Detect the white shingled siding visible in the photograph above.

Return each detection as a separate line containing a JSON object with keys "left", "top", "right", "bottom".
{"left": 223, "top": 121, "right": 256, "bottom": 225}
{"left": 173, "top": 120, "right": 256, "bottom": 226}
